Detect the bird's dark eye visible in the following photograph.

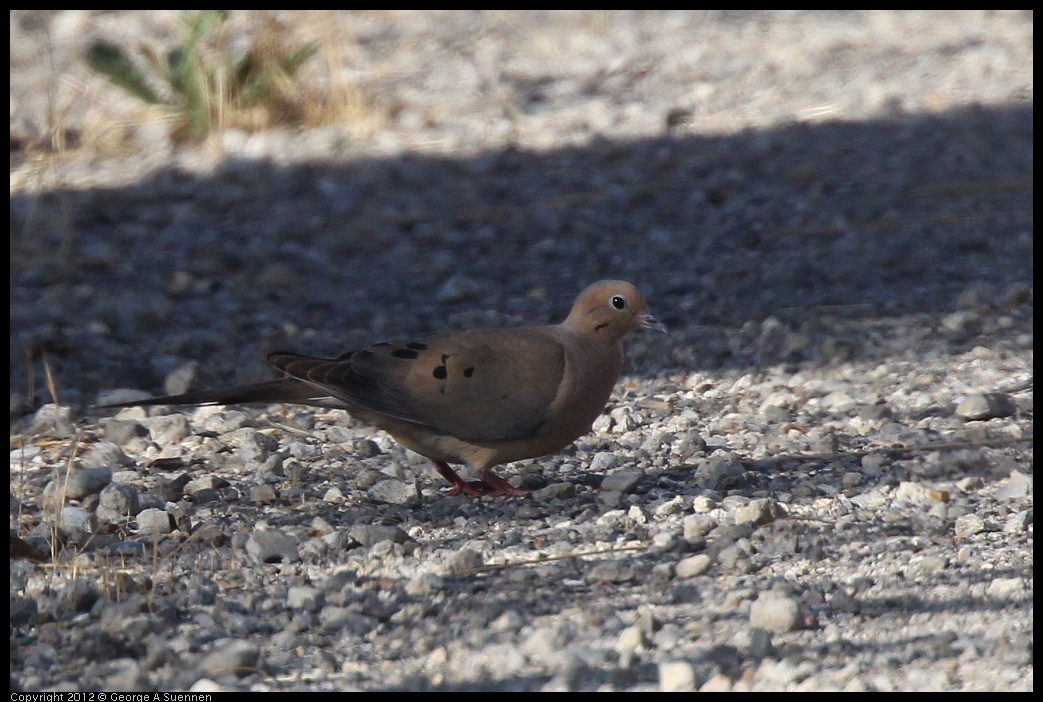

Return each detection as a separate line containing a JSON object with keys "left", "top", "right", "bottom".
{"left": 610, "top": 295, "right": 627, "bottom": 310}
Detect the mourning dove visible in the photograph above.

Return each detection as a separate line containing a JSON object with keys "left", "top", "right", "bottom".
{"left": 99, "top": 280, "right": 665, "bottom": 496}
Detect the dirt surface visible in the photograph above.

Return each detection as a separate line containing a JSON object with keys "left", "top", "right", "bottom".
{"left": 10, "top": 11, "right": 1032, "bottom": 692}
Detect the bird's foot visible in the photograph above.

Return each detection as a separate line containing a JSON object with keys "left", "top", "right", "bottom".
{"left": 434, "top": 461, "right": 532, "bottom": 497}
{"left": 474, "top": 471, "right": 534, "bottom": 497}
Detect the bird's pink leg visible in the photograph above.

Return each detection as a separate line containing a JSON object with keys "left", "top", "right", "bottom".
{"left": 431, "top": 461, "right": 531, "bottom": 497}
{"left": 432, "top": 460, "right": 487, "bottom": 496}
{"left": 476, "top": 469, "right": 533, "bottom": 497}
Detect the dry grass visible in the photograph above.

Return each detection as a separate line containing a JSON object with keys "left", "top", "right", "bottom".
{"left": 182, "top": 11, "right": 386, "bottom": 140}
{"left": 298, "top": 11, "right": 388, "bottom": 136}
{"left": 12, "top": 11, "right": 387, "bottom": 163}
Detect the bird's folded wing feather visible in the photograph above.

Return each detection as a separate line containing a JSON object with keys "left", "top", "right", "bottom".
{"left": 269, "top": 328, "right": 568, "bottom": 443}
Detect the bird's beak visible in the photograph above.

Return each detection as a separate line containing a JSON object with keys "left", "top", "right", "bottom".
{"left": 640, "top": 313, "right": 667, "bottom": 334}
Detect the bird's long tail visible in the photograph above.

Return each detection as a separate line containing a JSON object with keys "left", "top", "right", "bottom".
{"left": 96, "top": 378, "right": 337, "bottom": 409}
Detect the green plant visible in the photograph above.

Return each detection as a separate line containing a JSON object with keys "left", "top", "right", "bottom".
{"left": 86, "top": 10, "right": 319, "bottom": 142}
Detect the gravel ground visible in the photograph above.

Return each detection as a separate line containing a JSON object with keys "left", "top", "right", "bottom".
{"left": 10, "top": 10, "right": 1033, "bottom": 692}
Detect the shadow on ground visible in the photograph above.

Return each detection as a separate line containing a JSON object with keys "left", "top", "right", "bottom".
{"left": 9, "top": 102, "right": 1033, "bottom": 400}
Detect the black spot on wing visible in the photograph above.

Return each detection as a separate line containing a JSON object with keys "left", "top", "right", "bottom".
{"left": 463, "top": 367, "right": 474, "bottom": 378}
{"left": 431, "top": 353, "right": 452, "bottom": 382}
{"left": 391, "top": 348, "right": 419, "bottom": 360}
{"left": 406, "top": 342, "right": 430, "bottom": 351}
